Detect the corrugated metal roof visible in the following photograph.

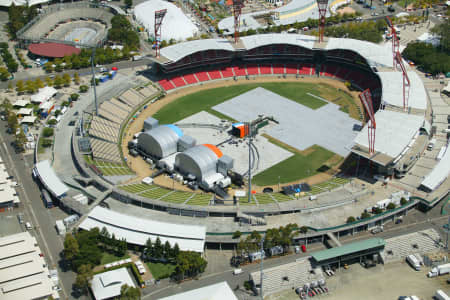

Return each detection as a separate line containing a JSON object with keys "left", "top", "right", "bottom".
{"left": 159, "top": 282, "right": 238, "bottom": 300}
{"left": 421, "top": 146, "right": 450, "bottom": 191}
{"left": 202, "top": 144, "right": 223, "bottom": 158}
{"left": 311, "top": 238, "right": 385, "bottom": 262}
{"left": 163, "top": 124, "right": 184, "bottom": 137}
{"left": 34, "top": 160, "right": 68, "bottom": 197}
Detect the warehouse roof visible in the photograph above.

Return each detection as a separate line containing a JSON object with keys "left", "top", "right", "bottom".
{"left": 353, "top": 110, "right": 424, "bottom": 162}
{"left": 34, "top": 160, "right": 68, "bottom": 198}
{"left": 91, "top": 268, "right": 135, "bottom": 300}
{"left": 311, "top": 238, "right": 385, "bottom": 262}
{"left": 378, "top": 71, "right": 427, "bottom": 110}
{"left": 421, "top": 146, "right": 450, "bottom": 191}
{"left": 28, "top": 43, "right": 81, "bottom": 58}
{"left": 159, "top": 282, "right": 238, "bottom": 300}
{"left": 79, "top": 207, "right": 206, "bottom": 252}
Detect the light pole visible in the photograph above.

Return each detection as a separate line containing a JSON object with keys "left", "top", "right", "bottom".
{"left": 90, "top": 45, "right": 99, "bottom": 115}
{"left": 278, "top": 176, "right": 280, "bottom": 192}
{"left": 259, "top": 237, "right": 264, "bottom": 300}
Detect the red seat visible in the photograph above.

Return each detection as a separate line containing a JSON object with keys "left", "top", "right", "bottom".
{"left": 259, "top": 64, "right": 272, "bottom": 75}
{"left": 158, "top": 79, "right": 175, "bottom": 91}
{"left": 298, "top": 64, "right": 311, "bottom": 75}
{"left": 195, "top": 71, "right": 210, "bottom": 82}
{"left": 171, "top": 76, "right": 186, "bottom": 87}
{"left": 246, "top": 64, "right": 259, "bottom": 75}
{"left": 232, "top": 66, "right": 247, "bottom": 76}
{"left": 285, "top": 64, "right": 297, "bottom": 74}
{"left": 207, "top": 70, "right": 222, "bottom": 80}
{"left": 220, "top": 67, "right": 234, "bottom": 78}
{"left": 183, "top": 74, "right": 198, "bottom": 84}
{"left": 272, "top": 64, "right": 284, "bottom": 74}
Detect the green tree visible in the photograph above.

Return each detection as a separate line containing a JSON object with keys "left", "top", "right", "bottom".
{"left": 299, "top": 226, "right": 308, "bottom": 234}
{"left": 42, "top": 138, "right": 52, "bottom": 147}
{"left": 120, "top": 284, "right": 141, "bottom": 299}
{"left": 163, "top": 241, "right": 171, "bottom": 259}
{"left": 386, "top": 203, "right": 396, "bottom": 210}
{"left": 74, "top": 264, "right": 93, "bottom": 295}
{"left": 44, "top": 62, "right": 53, "bottom": 73}
{"left": 171, "top": 243, "right": 180, "bottom": 261}
{"left": 73, "top": 72, "right": 80, "bottom": 85}
{"left": 45, "top": 76, "right": 53, "bottom": 87}
{"left": 16, "top": 80, "right": 25, "bottom": 94}
{"left": 124, "top": 0, "right": 132, "bottom": 8}
{"left": 400, "top": 197, "right": 408, "bottom": 206}
{"left": 7, "top": 113, "right": 18, "bottom": 132}
{"left": 7, "top": 82, "right": 13, "bottom": 91}
{"left": 53, "top": 75, "right": 63, "bottom": 88}
{"left": 346, "top": 216, "right": 356, "bottom": 223}
{"left": 47, "top": 119, "right": 57, "bottom": 126}
{"left": 361, "top": 211, "right": 371, "bottom": 219}
{"left": 153, "top": 237, "right": 163, "bottom": 259}
{"left": 173, "top": 251, "right": 207, "bottom": 281}
{"left": 0, "top": 67, "right": 10, "bottom": 81}
{"left": 42, "top": 127, "right": 54, "bottom": 137}
{"left": 25, "top": 80, "right": 36, "bottom": 94}
{"left": 63, "top": 233, "right": 79, "bottom": 261}
{"left": 373, "top": 207, "right": 383, "bottom": 214}
{"left": 35, "top": 78, "right": 44, "bottom": 89}
{"left": 144, "top": 238, "right": 153, "bottom": 260}
{"left": 15, "top": 128, "right": 27, "bottom": 151}
{"left": 62, "top": 73, "right": 71, "bottom": 87}
{"left": 1, "top": 98, "right": 12, "bottom": 115}
{"left": 70, "top": 93, "right": 80, "bottom": 101}
{"left": 232, "top": 230, "right": 242, "bottom": 239}
{"left": 79, "top": 85, "right": 89, "bottom": 93}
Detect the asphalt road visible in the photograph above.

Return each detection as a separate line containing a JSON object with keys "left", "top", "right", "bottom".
{"left": 0, "top": 121, "right": 76, "bottom": 300}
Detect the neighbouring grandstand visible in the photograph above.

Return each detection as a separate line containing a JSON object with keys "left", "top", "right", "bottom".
{"left": 17, "top": 2, "right": 117, "bottom": 48}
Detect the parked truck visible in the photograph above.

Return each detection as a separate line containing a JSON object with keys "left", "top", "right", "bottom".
{"left": 55, "top": 220, "right": 66, "bottom": 236}
{"left": 406, "top": 254, "right": 421, "bottom": 271}
{"left": 434, "top": 290, "right": 450, "bottom": 300}
{"left": 427, "top": 263, "right": 450, "bottom": 278}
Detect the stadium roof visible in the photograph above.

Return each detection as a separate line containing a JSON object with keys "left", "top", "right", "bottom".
{"left": 34, "top": 160, "right": 68, "bottom": 198}
{"left": 0, "top": 0, "right": 48, "bottom": 6}
{"left": 159, "top": 282, "right": 238, "bottom": 300}
{"left": 28, "top": 43, "right": 81, "bottom": 58}
{"left": 325, "top": 38, "right": 393, "bottom": 67}
{"left": 79, "top": 207, "right": 206, "bottom": 252}
{"left": 160, "top": 39, "right": 234, "bottom": 62}
{"left": 311, "top": 238, "right": 385, "bottom": 262}
{"left": 378, "top": 71, "right": 427, "bottom": 110}
{"left": 421, "top": 146, "right": 450, "bottom": 191}
{"left": 353, "top": 110, "right": 424, "bottom": 162}
{"left": 91, "top": 268, "right": 135, "bottom": 300}
{"left": 241, "top": 33, "right": 316, "bottom": 50}
{"left": 163, "top": 124, "right": 184, "bottom": 137}
{"left": 202, "top": 144, "right": 223, "bottom": 158}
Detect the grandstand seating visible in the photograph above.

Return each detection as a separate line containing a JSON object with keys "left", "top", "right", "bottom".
{"left": 246, "top": 64, "right": 259, "bottom": 75}
{"left": 259, "top": 64, "right": 272, "bottom": 75}
{"left": 137, "top": 86, "right": 156, "bottom": 99}
{"left": 90, "top": 138, "right": 121, "bottom": 163}
{"left": 158, "top": 79, "right": 175, "bottom": 91}
{"left": 195, "top": 71, "right": 211, "bottom": 82}
{"left": 171, "top": 76, "right": 187, "bottom": 88}
{"left": 183, "top": 73, "right": 198, "bottom": 85}
{"left": 220, "top": 67, "right": 234, "bottom": 78}
{"left": 285, "top": 64, "right": 298, "bottom": 75}
{"left": 110, "top": 98, "right": 131, "bottom": 112}
{"left": 207, "top": 70, "right": 221, "bottom": 80}
{"left": 232, "top": 65, "right": 247, "bottom": 76}
{"left": 299, "top": 63, "right": 313, "bottom": 75}
{"left": 272, "top": 64, "right": 285, "bottom": 74}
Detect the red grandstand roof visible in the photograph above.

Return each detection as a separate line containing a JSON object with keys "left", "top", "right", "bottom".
{"left": 202, "top": 144, "right": 223, "bottom": 158}
{"left": 28, "top": 43, "right": 81, "bottom": 58}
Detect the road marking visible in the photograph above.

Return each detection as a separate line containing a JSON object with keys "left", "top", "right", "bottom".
{"left": 0, "top": 136, "right": 69, "bottom": 299}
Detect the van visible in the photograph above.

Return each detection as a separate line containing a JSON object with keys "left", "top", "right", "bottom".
{"left": 25, "top": 222, "right": 32, "bottom": 230}
{"left": 427, "top": 138, "right": 436, "bottom": 151}
{"left": 233, "top": 268, "right": 242, "bottom": 275}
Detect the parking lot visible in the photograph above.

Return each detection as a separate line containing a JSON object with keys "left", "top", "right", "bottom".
{"left": 267, "top": 261, "right": 449, "bottom": 300}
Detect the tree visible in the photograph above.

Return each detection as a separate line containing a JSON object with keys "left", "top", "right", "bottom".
{"left": 63, "top": 233, "right": 79, "bottom": 261}
{"left": 0, "top": 67, "right": 10, "bottom": 81}
{"left": 44, "top": 62, "right": 53, "bottom": 73}
{"left": 7, "top": 113, "right": 18, "bottom": 132}
{"left": 45, "top": 77, "right": 53, "bottom": 87}
{"left": 16, "top": 80, "right": 25, "bottom": 94}
{"left": 73, "top": 72, "right": 80, "bottom": 85}
{"left": 346, "top": 216, "right": 356, "bottom": 223}
{"left": 54, "top": 109, "right": 61, "bottom": 117}
{"left": 373, "top": 207, "right": 383, "bottom": 214}
{"left": 171, "top": 243, "right": 180, "bottom": 261}
{"left": 173, "top": 251, "right": 207, "bottom": 281}
{"left": 361, "top": 211, "right": 371, "bottom": 219}
{"left": 15, "top": 128, "right": 27, "bottom": 151}
{"left": 117, "top": 238, "right": 127, "bottom": 257}
{"left": 42, "top": 138, "right": 52, "bottom": 147}
{"left": 35, "top": 78, "right": 44, "bottom": 89}
{"left": 74, "top": 264, "right": 93, "bottom": 295}
{"left": 386, "top": 203, "right": 396, "bottom": 210}
{"left": 144, "top": 238, "right": 153, "bottom": 259}
{"left": 299, "top": 226, "right": 308, "bottom": 234}
{"left": 42, "top": 127, "right": 54, "bottom": 137}
{"left": 232, "top": 230, "right": 242, "bottom": 239}
{"left": 164, "top": 241, "right": 171, "bottom": 259}
{"left": 79, "top": 85, "right": 89, "bottom": 93}
{"left": 70, "top": 93, "right": 80, "bottom": 101}
{"left": 47, "top": 119, "right": 57, "bottom": 126}
{"left": 62, "top": 73, "right": 71, "bottom": 87}
{"left": 1, "top": 98, "right": 12, "bottom": 115}
{"left": 7, "top": 82, "right": 13, "bottom": 91}
{"left": 120, "top": 284, "right": 141, "bottom": 299}
{"left": 124, "top": 0, "right": 132, "bottom": 8}
{"left": 400, "top": 197, "right": 408, "bottom": 206}
{"left": 53, "top": 75, "right": 63, "bottom": 88}
{"left": 153, "top": 237, "right": 163, "bottom": 259}
{"left": 25, "top": 80, "right": 36, "bottom": 94}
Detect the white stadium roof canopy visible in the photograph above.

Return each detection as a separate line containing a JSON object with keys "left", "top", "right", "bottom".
{"left": 421, "top": 146, "right": 450, "bottom": 191}
{"left": 353, "top": 110, "right": 424, "bottom": 160}
{"left": 159, "top": 282, "right": 238, "bottom": 300}
{"left": 378, "top": 71, "right": 427, "bottom": 110}
{"left": 79, "top": 206, "right": 206, "bottom": 252}
{"left": 34, "top": 160, "right": 68, "bottom": 198}
{"left": 240, "top": 33, "right": 316, "bottom": 50}
{"left": 0, "top": 0, "right": 48, "bottom": 6}
{"left": 160, "top": 38, "right": 234, "bottom": 63}
{"left": 325, "top": 38, "right": 393, "bottom": 67}
{"left": 134, "top": 0, "right": 199, "bottom": 41}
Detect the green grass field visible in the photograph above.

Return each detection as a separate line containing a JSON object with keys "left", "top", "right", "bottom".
{"left": 84, "top": 155, "right": 134, "bottom": 176}
{"left": 100, "top": 252, "right": 130, "bottom": 265}
{"left": 154, "top": 82, "right": 330, "bottom": 124}
{"left": 252, "top": 144, "right": 336, "bottom": 186}
{"left": 146, "top": 262, "right": 176, "bottom": 280}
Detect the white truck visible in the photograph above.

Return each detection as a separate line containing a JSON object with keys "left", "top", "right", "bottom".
{"left": 55, "top": 220, "right": 66, "bottom": 236}
{"left": 435, "top": 290, "right": 450, "bottom": 300}
{"left": 427, "top": 263, "right": 450, "bottom": 278}
{"left": 406, "top": 254, "right": 421, "bottom": 271}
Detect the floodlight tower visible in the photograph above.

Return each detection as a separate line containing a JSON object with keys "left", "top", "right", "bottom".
{"left": 154, "top": 9, "right": 167, "bottom": 58}
{"left": 359, "top": 89, "right": 376, "bottom": 156}
{"left": 385, "top": 16, "right": 399, "bottom": 68}
{"left": 316, "top": 0, "right": 329, "bottom": 42}
{"left": 232, "top": 0, "right": 244, "bottom": 44}
{"left": 394, "top": 51, "right": 411, "bottom": 110}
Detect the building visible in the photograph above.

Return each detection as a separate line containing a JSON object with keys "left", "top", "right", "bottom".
{"left": 90, "top": 267, "right": 135, "bottom": 300}
{"left": 137, "top": 124, "right": 183, "bottom": 159}
{"left": 0, "top": 232, "right": 58, "bottom": 300}
{"left": 159, "top": 281, "right": 238, "bottom": 300}
{"left": 0, "top": 159, "right": 20, "bottom": 209}
{"left": 33, "top": 160, "right": 68, "bottom": 199}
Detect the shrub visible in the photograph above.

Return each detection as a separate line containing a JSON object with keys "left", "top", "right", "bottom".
{"left": 42, "top": 127, "right": 54, "bottom": 137}
{"left": 42, "top": 138, "right": 52, "bottom": 147}
{"left": 47, "top": 119, "right": 57, "bottom": 125}
{"left": 232, "top": 231, "right": 242, "bottom": 239}
{"left": 79, "top": 85, "right": 89, "bottom": 93}
{"left": 361, "top": 212, "right": 371, "bottom": 219}
{"left": 400, "top": 197, "right": 408, "bottom": 206}
{"left": 70, "top": 93, "right": 80, "bottom": 101}
{"left": 299, "top": 226, "right": 308, "bottom": 234}
{"left": 386, "top": 203, "right": 396, "bottom": 210}
{"left": 373, "top": 207, "right": 383, "bottom": 215}
{"left": 346, "top": 216, "right": 356, "bottom": 223}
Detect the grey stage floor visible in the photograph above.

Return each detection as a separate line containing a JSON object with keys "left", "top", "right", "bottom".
{"left": 213, "top": 87, "right": 361, "bottom": 156}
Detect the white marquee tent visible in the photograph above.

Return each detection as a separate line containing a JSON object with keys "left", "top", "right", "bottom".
{"left": 0, "top": 0, "right": 48, "bottom": 6}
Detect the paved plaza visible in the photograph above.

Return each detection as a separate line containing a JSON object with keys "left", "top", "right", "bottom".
{"left": 213, "top": 87, "right": 361, "bottom": 157}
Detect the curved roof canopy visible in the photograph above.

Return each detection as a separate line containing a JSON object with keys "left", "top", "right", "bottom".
{"left": 0, "top": 0, "right": 48, "bottom": 6}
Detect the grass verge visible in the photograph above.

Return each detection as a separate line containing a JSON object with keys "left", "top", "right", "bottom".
{"left": 100, "top": 252, "right": 130, "bottom": 265}
{"left": 146, "top": 262, "right": 176, "bottom": 280}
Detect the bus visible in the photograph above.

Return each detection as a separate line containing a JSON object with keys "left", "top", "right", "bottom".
{"left": 42, "top": 189, "right": 53, "bottom": 209}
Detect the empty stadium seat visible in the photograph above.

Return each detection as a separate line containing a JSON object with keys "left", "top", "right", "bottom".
{"left": 285, "top": 64, "right": 298, "bottom": 74}
{"left": 232, "top": 65, "right": 247, "bottom": 76}
{"left": 183, "top": 74, "right": 198, "bottom": 85}
{"left": 195, "top": 71, "right": 210, "bottom": 82}
{"left": 207, "top": 70, "right": 221, "bottom": 80}
{"left": 171, "top": 76, "right": 187, "bottom": 88}
{"left": 272, "top": 64, "right": 284, "bottom": 74}
{"left": 158, "top": 79, "right": 175, "bottom": 91}
{"left": 246, "top": 64, "right": 259, "bottom": 75}
{"left": 220, "top": 67, "right": 234, "bottom": 78}
{"left": 259, "top": 64, "right": 272, "bottom": 75}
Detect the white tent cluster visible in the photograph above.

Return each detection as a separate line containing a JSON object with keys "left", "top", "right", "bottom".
{"left": 0, "top": 0, "right": 48, "bottom": 6}
{"left": 134, "top": 0, "right": 199, "bottom": 42}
